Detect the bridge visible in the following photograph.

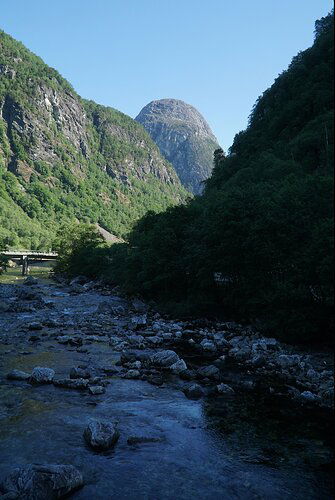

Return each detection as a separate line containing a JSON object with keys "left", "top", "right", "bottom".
{"left": 2, "top": 250, "right": 58, "bottom": 276}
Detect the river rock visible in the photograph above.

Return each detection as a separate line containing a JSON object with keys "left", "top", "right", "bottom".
{"left": 197, "top": 365, "right": 220, "bottom": 379}
{"left": 54, "top": 378, "right": 89, "bottom": 390}
{"left": 150, "top": 350, "right": 180, "bottom": 368}
{"left": 83, "top": 420, "right": 119, "bottom": 450}
{"left": 276, "top": 354, "right": 301, "bottom": 369}
{"left": 70, "top": 367, "right": 91, "bottom": 379}
{"left": 200, "top": 339, "right": 217, "bottom": 352}
{"left": 179, "top": 369, "right": 197, "bottom": 380}
{"left": 28, "top": 322, "right": 43, "bottom": 331}
{"left": 217, "top": 383, "right": 235, "bottom": 394}
{"left": 251, "top": 338, "right": 279, "bottom": 352}
{"left": 88, "top": 385, "right": 105, "bottom": 395}
{"left": 124, "top": 369, "right": 141, "bottom": 379}
{"left": 0, "top": 464, "right": 83, "bottom": 499}
{"left": 131, "top": 314, "right": 147, "bottom": 328}
{"left": 249, "top": 354, "right": 266, "bottom": 367}
{"left": 126, "top": 361, "right": 142, "bottom": 370}
{"left": 170, "top": 359, "right": 187, "bottom": 374}
{"left": 30, "top": 367, "right": 55, "bottom": 384}
{"left": 6, "top": 369, "right": 30, "bottom": 381}
{"left": 24, "top": 276, "right": 38, "bottom": 286}
{"left": 57, "top": 335, "right": 71, "bottom": 344}
{"left": 183, "top": 383, "right": 205, "bottom": 399}
{"left": 300, "top": 391, "right": 320, "bottom": 402}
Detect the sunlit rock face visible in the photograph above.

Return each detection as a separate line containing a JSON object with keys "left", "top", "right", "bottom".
{"left": 136, "top": 99, "right": 220, "bottom": 194}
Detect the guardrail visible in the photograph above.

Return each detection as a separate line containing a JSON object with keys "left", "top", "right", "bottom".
{"left": 2, "top": 250, "right": 58, "bottom": 257}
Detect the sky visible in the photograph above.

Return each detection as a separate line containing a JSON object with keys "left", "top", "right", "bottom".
{"left": 1, "top": 0, "right": 332, "bottom": 151}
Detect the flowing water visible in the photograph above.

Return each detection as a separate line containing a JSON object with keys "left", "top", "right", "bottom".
{"left": 0, "top": 268, "right": 333, "bottom": 499}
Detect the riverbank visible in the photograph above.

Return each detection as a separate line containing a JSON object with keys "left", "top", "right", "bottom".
{"left": 0, "top": 275, "right": 333, "bottom": 498}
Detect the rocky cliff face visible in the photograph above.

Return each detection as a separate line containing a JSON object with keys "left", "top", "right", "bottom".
{"left": 135, "top": 99, "right": 220, "bottom": 194}
{"left": 0, "top": 31, "right": 187, "bottom": 248}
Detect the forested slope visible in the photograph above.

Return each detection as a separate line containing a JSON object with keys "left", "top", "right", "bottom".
{"left": 0, "top": 30, "right": 188, "bottom": 249}
{"left": 107, "top": 13, "right": 333, "bottom": 343}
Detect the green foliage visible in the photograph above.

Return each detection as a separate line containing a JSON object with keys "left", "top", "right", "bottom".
{"left": 98, "top": 13, "right": 334, "bottom": 345}
{"left": 53, "top": 223, "right": 107, "bottom": 277}
{"left": 0, "top": 30, "right": 188, "bottom": 250}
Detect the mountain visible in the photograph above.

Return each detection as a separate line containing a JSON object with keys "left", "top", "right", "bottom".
{"left": 135, "top": 99, "right": 220, "bottom": 194}
{"left": 108, "top": 13, "right": 333, "bottom": 343}
{"left": 0, "top": 31, "right": 187, "bottom": 249}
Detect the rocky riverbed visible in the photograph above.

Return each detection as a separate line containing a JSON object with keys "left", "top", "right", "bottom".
{"left": 0, "top": 276, "right": 333, "bottom": 499}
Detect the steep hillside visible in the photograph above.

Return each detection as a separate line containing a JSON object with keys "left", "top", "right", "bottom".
{"left": 135, "top": 99, "right": 219, "bottom": 194}
{"left": 105, "top": 13, "right": 333, "bottom": 343}
{"left": 0, "top": 31, "right": 187, "bottom": 249}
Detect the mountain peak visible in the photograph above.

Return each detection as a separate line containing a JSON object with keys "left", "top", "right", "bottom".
{"left": 135, "top": 99, "right": 220, "bottom": 194}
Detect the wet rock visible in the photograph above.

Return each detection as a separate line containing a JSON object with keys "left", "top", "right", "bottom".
{"left": 197, "top": 365, "right": 220, "bottom": 379}
{"left": 200, "top": 339, "right": 217, "bottom": 353}
{"left": 29, "top": 334, "right": 41, "bottom": 342}
{"left": 249, "top": 354, "right": 266, "bottom": 367}
{"left": 170, "top": 359, "right": 187, "bottom": 374}
{"left": 83, "top": 420, "right": 119, "bottom": 451}
{"left": 146, "top": 374, "right": 164, "bottom": 386}
{"left": 300, "top": 391, "right": 320, "bottom": 402}
{"left": 306, "top": 369, "right": 320, "bottom": 381}
{"left": 162, "top": 332, "right": 173, "bottom": 341}
{"left": 184, "top": 383, "right": 205, "bottom": 399}
{"left": 120, "top": 351, "right": 139, "bottom": 365}
{"left": 251, "top": 338, "right": 279, "bottom": 352}
{"left": 102, "top": 366, "right": 121, "bottom": 375}
{"left": 276, "top": 354, "right": 301, "bottom": 369}
{"left": 6, "top": 369, "right": 30, "bottom": 381}
{"left": 146, "top": 336, "right": 163, "bottom": 345}
{"left": 88, "top": 385, "right": 105, "bottom": 395}
{"left": 179, "top": 369, "right": 197, "bottom": 380}
{"left": 150, "top": 350, "right": 180, "bottom": 368}
{"left": 57, "top": 335, "right": 71, "bottom": 344}
{"left": 54, "top": 378, "right": 89, "bottom": 390}
{"left": 70, "top": 367, "right": 91, "bottom": 379}
{"left": 229, "top": 347, "right": 251, "bottom": 361}
{"left": 127, "top": 436, "right": 163, "bottom": 445}
{"left": 131, "top": 314, "right": 147, "bottom": 328}
{"left": 216, "top": 383, "right": 235, "bottom": 394}
{"left": 28, "top": 322, "right": 43, "bottom": 331}
{"left": 124, "top": 369, "right": 141, "bottom": 379}
{"left": 30, "top": 367, "right": 55, "bottom": 384}
{"left": 126, "top": 361, "right": 142, "bottom": 370}
{"left": 0, "top": 464, "right": 83, "bottom": 499}
{"left": 128, "top": 335, "right": 145, "bottom": 346}
{"left": 24, "top": 276, "right": 38, "bottom": 286}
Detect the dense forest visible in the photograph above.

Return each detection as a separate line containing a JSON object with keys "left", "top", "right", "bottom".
{"left": 0, "top": 30, "right": 188, "bottom": 249}
{"left": 58, "top": 13, "right": 334, "bottom": 344}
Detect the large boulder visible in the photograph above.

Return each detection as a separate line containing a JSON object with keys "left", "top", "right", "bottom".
{"left": 30, "top": 367, "right": 55, "bottom": 384}
{"left": 83, "top": 420, "right": 119, "bottom": 451}
{"left": 170, "top": 359, "right": 187, "bottom": 374}
{"left": 1, "top": 464, "right": 83, "bottom": 499}
{"left": 150, "top": 350, "right": 180, "bottom": 368}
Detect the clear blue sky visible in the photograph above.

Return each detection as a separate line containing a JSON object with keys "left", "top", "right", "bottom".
{"left": 1, "top": 0, "right": 332, "bottom": 151}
